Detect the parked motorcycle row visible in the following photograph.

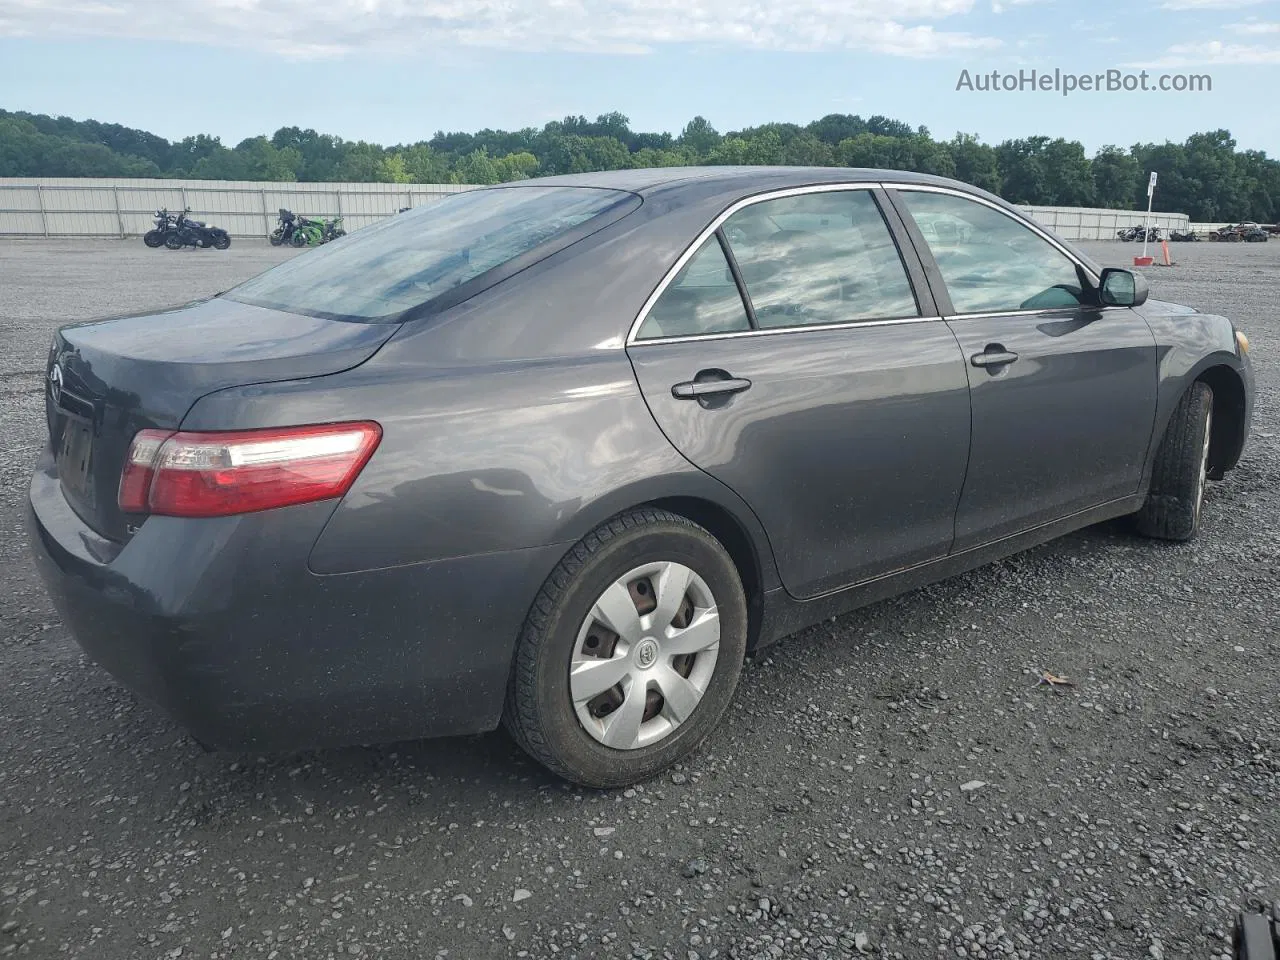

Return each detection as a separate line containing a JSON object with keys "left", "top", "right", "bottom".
{"left": 1116, "top": 225, "right": 1163, "bottom": 242}
{"left": 142, "top": 208, "right": 232, "bottom": 250}
{"left": 269, "top": 209, "right": 346, "bottom": 247}
{"left": 141, "top": 207, "right": 348, "bottom": 250}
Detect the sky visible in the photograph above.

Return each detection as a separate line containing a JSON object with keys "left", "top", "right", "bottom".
{"left": 0, "top": 0, "right": 1278, "bottom": 155}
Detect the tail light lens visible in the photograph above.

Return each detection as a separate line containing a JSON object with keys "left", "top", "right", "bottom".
{"left": 118, "top": 422, "right": 382, "bottom": 518}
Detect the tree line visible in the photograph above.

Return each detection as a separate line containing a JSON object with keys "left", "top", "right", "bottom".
{"left": 2, "top": 107, "right": 1277, "bottom": 222}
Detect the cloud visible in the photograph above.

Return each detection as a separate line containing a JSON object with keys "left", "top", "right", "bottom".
{"left": 1160, "top": 0, "right": 1270, "bottom": 8}
{"left": 0, "top": 0, "right": 1001, "bottom": 58}
{"left": 1130, "top": 39, "right": 1280, "bottom": 65}
{"left": 1227, "top": 19, "right": 1280, "bottom": 32}
{"left": 991, "top": 0, "right": 1045, "bottom": 13}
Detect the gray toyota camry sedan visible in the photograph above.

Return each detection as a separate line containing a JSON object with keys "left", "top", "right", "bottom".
{"left": 27, "top": 167, "right": 1254, "bottom": 787}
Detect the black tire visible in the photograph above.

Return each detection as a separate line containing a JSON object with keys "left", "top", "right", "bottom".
{"left": 291, "top": 232, "right": 309, "bottom": 247}
{"left": 269, "top": 229, "right": 285, "bottom": 246}
{"left": 1133, "top": 381, "right": 1214, "bottom": 541}
{"left": 163, "top": 232, "right": 184, "bottom": 250}
{"left": 212, "top": 233, "right": 231, "bottom": 250}
{"left": 503, "top": 508, "right": 749, "bottom": 788}
{"left": 143, "top": 230, "right": 165, "bottom": 248}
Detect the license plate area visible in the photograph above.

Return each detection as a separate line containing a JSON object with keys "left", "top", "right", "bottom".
{"left": 56, "top": 418, "right": 95, "bottom": 507}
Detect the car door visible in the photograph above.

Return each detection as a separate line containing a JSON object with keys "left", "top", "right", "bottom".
{"left": 887, "top": 186, "right": 1159, "bottom": 552}
{"left": 626, "top": 186, "right": 972, "bottom": 600}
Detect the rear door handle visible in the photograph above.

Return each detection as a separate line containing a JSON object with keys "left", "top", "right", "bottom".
{"left": 970, "top": 348, "right": 1019, "bottom": 369}
{"left": 672, "top": 377, "right": 752, "bottom": 399}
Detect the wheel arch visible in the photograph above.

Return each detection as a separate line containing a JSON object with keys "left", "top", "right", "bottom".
{"left": 543, "top": 479, "right": 780, "bottom": 654}
{"left": 646, "top": 495, "right": 768, "bottom": 652}
{"left": 1196, "top": 363, "right": 1248, "bottom": 474}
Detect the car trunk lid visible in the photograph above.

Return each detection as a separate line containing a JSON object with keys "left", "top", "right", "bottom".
{"left": 45, "top": 296, "right": 399, "bottom": 543}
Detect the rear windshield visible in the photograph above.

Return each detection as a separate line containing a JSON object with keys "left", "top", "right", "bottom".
{"left": 223, "top": 186, "right": 632, "bottom": 321}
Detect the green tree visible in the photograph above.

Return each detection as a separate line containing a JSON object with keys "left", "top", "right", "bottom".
{"left": 743, "top": 130, "right": 784, "bottom": 165}
{"left": 1092, "top": 146, "right": 1139, "bottom": 209}
{"left": 704, "top": 137, "right": 751, "bottom": 165}
{"left": 783, "top": 133, "right": 834, "bottom": 167}
{"left": 807, "top": 114, "right": 868, "bottom": 146}
{"left": 1041, "top": 138, "right": 1095, "bottom": 206}
{"left": 996, "top": 137, "right": 1051, "bottom": 205}
{"left": 335, "top": 143, "right": 391, "bottom": 182}
{"left": 233, "top": 136, "right": 300, "bottom": 181}
{"left": 948, "top": 134, "right": 1001, "bottom": 193}
{"left": 678, "top": 117, "right": 721, "bottom": 157}
{"left": 452, "top": 148, "right": 501, "bottom": 185}
{"left": 400, "top": 144, "right": 450, "bottom": 183}
{"left": 630, "top": 146, "right": 692, "bottom": 168}
{"left": 494, "top": 151, "right": 540, "bottom": 181}
{"left": 379, "top": 153, "right": 411, "bottom": 183}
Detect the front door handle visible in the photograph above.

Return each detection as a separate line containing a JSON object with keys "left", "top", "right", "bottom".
{"left": 672, "top": 377, "right": 752, "bottom": 399}
{"left": 970, "top": 347, "right": 1019, "bottom": 369}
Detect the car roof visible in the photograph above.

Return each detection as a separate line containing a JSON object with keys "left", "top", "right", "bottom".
{"left": 506, "top": 166, "right": 1100, "bottom": 275}
{"left": 512, "top": 165, "right": 981, "bottom": 199}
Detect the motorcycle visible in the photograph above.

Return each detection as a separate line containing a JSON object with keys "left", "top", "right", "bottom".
{"left": 321, "top": 216, "right": 346, "bottom": 243}
{"left": 164, "top": 208, "right": 231, "bottom": 250}
{"left": 143, "top": 208, "right": 178, "bottom": 248}
{"left": 269, "top": 208, "right": 298, "bottom": 246}
{"left": 1118, "top": 225, "right": 1161, "bottom": 242}
{"left": 1168, "top": 230, "right": 1200, "bottom": 242}
{"left": 289, "top": 216, "right": 327, "bottom": 247}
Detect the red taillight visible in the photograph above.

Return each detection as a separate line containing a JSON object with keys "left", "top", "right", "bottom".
{"left": 118, "top": 422, "right": 382, "bottom": 519}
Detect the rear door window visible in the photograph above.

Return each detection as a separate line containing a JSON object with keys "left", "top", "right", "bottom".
{"left": 721, "top": 191, "right": 920, "bottom": 329}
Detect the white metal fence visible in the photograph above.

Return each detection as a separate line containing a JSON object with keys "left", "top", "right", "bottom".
{"left": 0, "top": 178, "right": 1189, "bottom": 241}
{"left": 1020, "top": 205, "right": 1189, "bottom": 240}
{"left": 0, "top": 178, "right": 479, "bottom": 238}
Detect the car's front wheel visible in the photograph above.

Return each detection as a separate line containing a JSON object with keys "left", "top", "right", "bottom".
{"left": 504, "top": 508, "right": 748, "bottom": 788}
{"left": 1134, "top": 381, "right": 1214, "bottom": 541}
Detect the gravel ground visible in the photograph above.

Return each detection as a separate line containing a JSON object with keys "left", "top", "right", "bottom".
{"left": 0, "top": 238, "right": 1276, "bottom": 960}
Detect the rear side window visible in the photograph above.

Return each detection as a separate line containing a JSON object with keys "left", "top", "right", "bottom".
{"left": 225, "top": 186, "right": 633, "bottom": 321}
{"left": 723, "top": 191, "right": 920, "bottom": 329}
{"left": 635, "top": 236, "right": 751, "bottom": 340}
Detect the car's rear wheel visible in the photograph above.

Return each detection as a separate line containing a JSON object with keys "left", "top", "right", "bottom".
{"left": 1133, "top": 381, "right": 1213, "bottom": 541}
{"left": 504, "top": 508, "right": 748, "bottom": 788}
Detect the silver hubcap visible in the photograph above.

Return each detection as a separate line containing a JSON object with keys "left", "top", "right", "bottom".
{"left": 570, "top": 561, "right": 721, "bottom": 750}
{"left": 1195, "top": 403, "right": 1212, "bottom": 522}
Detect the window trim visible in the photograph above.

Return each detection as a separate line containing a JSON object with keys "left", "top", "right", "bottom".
{"left": 884, "top": 183, "right": 1103, "bottom": 321}
{"left": 716, "top": 228, "right": 758, "bottom": 330}
{"left": 627, "top": 182, "right": 932, "bottom": 347}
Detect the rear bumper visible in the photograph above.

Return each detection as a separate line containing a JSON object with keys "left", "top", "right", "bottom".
{"left": 26, "top": 448, "right": 562, "bottom": 751}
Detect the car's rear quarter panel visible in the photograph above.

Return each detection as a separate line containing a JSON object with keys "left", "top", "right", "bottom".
{"left": 180, "top": 196, "right": 782, "bottom": 584}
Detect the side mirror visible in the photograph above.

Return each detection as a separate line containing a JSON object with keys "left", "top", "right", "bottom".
{"left": 1098, "top": 267, "right": 1149, "bottom": 307}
